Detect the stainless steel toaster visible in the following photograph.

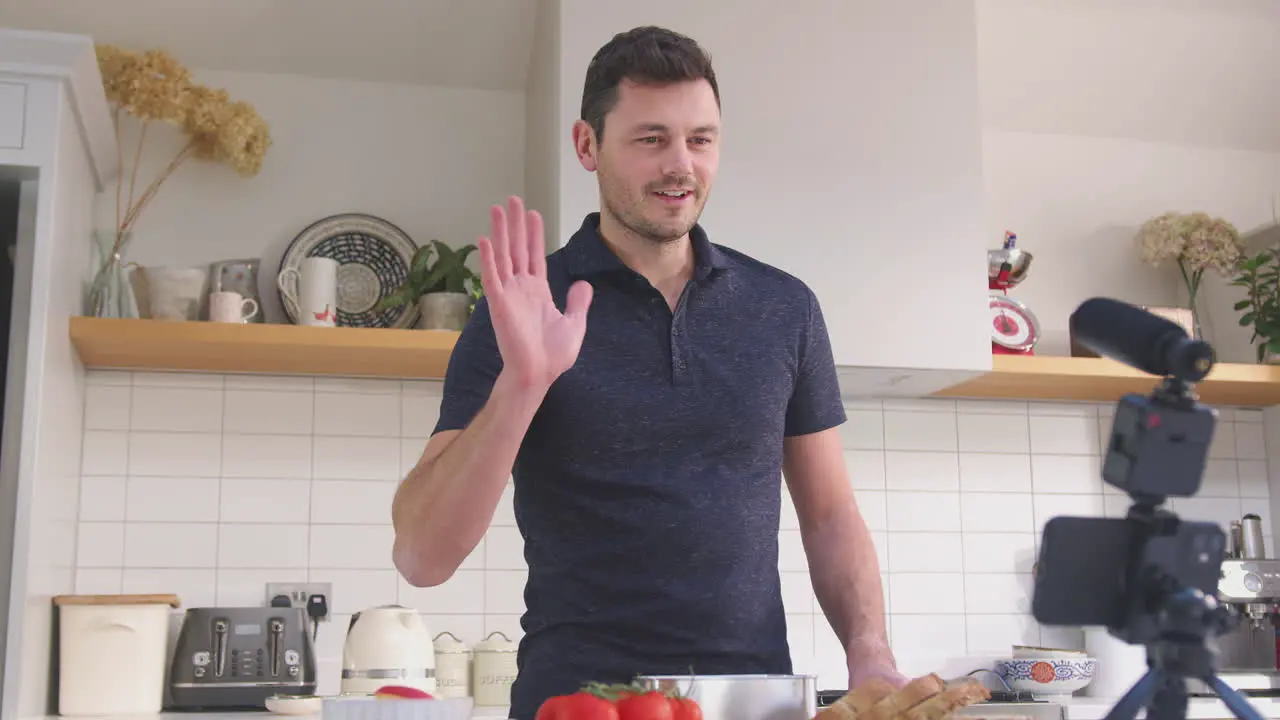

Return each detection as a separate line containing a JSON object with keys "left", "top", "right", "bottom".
{"left": 169, "top": 607, "right": 317, "bottom": 709}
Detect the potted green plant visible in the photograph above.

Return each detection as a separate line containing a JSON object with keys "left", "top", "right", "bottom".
{"left": 375, "top": 239, "right": 479, "bottom": 330}
{"left": 1231, "top": 246, "right": 1280, "bottom": 363}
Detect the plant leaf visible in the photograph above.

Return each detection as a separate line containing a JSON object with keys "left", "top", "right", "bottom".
{"left": 409, "top": 244, "right": 435, "bottom": 281}
{"left": 373, "top": 286, "right": 411, "bottom": 313}
{"left": 419, "top": 254, "right": 462, "bottom": 293}
{"left": 433, "top": 240, "right": 455, "bottom": 264}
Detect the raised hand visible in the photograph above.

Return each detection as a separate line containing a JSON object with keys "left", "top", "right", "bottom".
{"left": 478, "top": 196, "right": 593, "bottom": 392}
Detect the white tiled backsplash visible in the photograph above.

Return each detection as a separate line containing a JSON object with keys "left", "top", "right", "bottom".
{"left": 74, "top": 369, "right": 1275, "bottom": 692}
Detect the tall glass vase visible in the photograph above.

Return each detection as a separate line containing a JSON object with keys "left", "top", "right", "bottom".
{"left": 1174, "top": 273, "right": 1206, "bottom": 341}
{"left": 86, "top": 230, "right": 140, "bottom": 318}
{"left": 1188, "top": 301, "right": 1205, "bottom": 341}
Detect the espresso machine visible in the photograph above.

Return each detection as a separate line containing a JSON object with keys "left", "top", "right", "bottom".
{"left": 1191, "top": 514, "right": 1280, "bottom": 696}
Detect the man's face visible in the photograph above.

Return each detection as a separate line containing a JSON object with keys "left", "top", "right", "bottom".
{"left": 578, "top": 78, "right": 721, "bottom": 244}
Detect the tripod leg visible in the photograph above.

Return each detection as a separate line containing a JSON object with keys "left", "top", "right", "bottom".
{"left": 1104, "top": 670, "right": 1160, "bottom": 720}
{"left": 1146, "top": 672, "right": 1187, "bottom": 720}
{"left": 1204, "top": 675, "right": 1268, "bottom": 720}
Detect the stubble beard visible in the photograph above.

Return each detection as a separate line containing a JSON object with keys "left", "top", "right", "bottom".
{"left": 599, "top": 170, "right": 706, "bottom": 246}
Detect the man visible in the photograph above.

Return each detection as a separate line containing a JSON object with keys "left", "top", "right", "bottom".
{"left": 391, "top": 25, "right": 904, "bottom": 720}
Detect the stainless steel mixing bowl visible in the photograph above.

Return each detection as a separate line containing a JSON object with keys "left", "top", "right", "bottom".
{"left": 988, "top": 247, "right": 1034, "bottom": 289}
{"left": 633, "top": 674, "right": 817, "bottom": 720}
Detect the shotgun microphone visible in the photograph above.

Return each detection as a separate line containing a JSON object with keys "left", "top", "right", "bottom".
{"left": 1069, "top": 298, "right": 1215, "bottom": 382}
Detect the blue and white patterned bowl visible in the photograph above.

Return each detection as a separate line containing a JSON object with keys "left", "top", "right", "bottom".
{"left": 994, "top": 656, "right": 1097, "bottom": 696}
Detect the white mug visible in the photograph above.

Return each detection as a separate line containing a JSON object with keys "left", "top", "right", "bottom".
{"left": 277, "top": 257, "right": 338, "bottom": 327}
{"left": 209, "top": 291, "right": 259, "bottom": 323}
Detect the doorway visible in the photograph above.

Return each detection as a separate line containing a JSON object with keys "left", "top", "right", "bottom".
{"left": 0, "top": 169, "right": 36, "bottom": 715}
{"left": 0, "top": 176, "right": 18, "bottom": 710}
{"left": 1, "top": 178, "right": 17, "bottom": 448}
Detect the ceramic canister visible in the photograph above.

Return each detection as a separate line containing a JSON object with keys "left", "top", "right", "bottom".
{"left": 472, "top": 631, "right": 518, "bottom": 706}
{"left": 432, "top": 631, "right": 471, "bottom": 699}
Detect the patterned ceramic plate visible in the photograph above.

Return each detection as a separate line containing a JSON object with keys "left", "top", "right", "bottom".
{"left": 278, "top": 213, "right": 419, "bottom": 328}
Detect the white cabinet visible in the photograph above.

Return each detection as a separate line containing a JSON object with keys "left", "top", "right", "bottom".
{"left": 544, "top": 0, "right": 993, "bottom": 393}
{"left": 0, "top": 81, "right": 25, "bottom": 148}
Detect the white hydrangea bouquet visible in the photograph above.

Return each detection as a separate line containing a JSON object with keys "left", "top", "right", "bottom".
{"left": 1135, "top": 211, "right": 1244, "bottom": 338}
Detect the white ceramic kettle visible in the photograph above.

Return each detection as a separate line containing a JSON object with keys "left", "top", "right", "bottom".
{"left": 340, "top": 604, "right": 435, "bottom": 696}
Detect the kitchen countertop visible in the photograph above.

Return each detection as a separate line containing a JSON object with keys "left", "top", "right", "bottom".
{"left": 1061, "top": 695, "right": 1280, "bottom": 720}
{"left": 40, "top": 706, "right": 513, "bottom": 720}
{"left": 39, "top": 697, "right": 1280, "bottom": 720}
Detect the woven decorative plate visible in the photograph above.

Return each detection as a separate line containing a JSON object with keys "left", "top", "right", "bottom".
{"left": 278, "top": 213, "right": 419, "bottom": 329}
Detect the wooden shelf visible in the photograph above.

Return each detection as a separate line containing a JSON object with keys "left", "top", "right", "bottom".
{"left": 68, "top": 318, "right": 1280, "bottom": 406}
{"left": 69, "top": 316, "right": 461, "bottom": 379}
{"left": 932, "top": 354, "right": 1280, "bottom": 407}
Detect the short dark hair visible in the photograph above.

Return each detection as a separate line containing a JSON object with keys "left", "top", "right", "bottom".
{"left": 580, "top": 26, "right": 720, "bottom": 142}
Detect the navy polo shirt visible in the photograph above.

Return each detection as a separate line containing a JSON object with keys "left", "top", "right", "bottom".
{"left": 433, "top": 212, "right": 847, "bottom": 720}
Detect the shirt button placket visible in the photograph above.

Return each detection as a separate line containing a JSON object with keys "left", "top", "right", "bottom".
{"left": 671, "top": 317, "right": 687, "bottom": 384}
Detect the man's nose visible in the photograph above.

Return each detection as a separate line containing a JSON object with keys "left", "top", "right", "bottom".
{"left": 661, "top": 141, "right": 694, "bottom": 177}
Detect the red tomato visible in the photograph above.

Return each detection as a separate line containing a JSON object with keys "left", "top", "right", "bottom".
{"left": 535, "top": 695, "right": 565, "bottom": 720}
{"left": 668, "top": 696, "right": 702, "bottom": 720}
{"left": 616, "top": 691, "right": 674, "bottom": 720}
{"left": 536, "top": 692, "right": 620, "bottom": 720}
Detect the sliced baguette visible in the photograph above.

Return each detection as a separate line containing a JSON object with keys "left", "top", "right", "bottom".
{"left": 815, "top": 678, "right": 896, "bottom": 720}
{"left": 859, "top": 674, "right": 947, "bottom": 720}
{"left": 899, "top": 678, "right": 992, "bottom": 720}
{"left": 815, "top": 699, "right": 861, "bottom": 720}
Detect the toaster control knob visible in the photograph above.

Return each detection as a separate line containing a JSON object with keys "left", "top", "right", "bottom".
{"left": 288, "top": 666, "right": 299, "bottom": 677}
{"left": 193, "top": 651, "right": 210, "bottom": 667}
{"left": 194, "top": 667, "right": 205, "bottom": 678}
{"left": 285, "top": 650, "right": 299, "bottom": 665}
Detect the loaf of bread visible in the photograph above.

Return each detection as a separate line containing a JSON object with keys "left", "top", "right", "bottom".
{"left": 815, "top": 677, "right": 896, "bottom": 720}
{"left": 901, "top": 679, "right": 992, "bottom": 720}
{"left": 815, "top": 674, "right": 991, "bottom": 720}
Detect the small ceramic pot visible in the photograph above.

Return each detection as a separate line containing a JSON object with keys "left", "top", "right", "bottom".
{"left": 142, "top": 266, "right": 208, "bottom": 321}
{"left": 418, "top": 292, "right": 471, "bottom": 331}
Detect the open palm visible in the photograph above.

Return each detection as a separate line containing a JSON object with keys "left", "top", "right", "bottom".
{"left": 478, "top": 196, "right": 593, "bottom": 391}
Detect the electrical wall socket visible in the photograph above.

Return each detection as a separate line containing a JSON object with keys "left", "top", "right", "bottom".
{"left": 265, "top": 582, "right": 333, "bottom": 621}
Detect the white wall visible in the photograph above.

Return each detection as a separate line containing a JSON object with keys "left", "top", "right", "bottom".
{"left": 98, "top": 69, "right": 526, "bottom": 323}
{"left": 74, "top": 370, "right": 1275, "bottom": 691}
{"left": 523, "top": 0, "right": 561, "bottom": 248}
{"left": 101, "top": 2, "right": 1280, "bottom": 356}
{"left": 975, "top": 0, "right": 1280, "bottom": 362}
{"left": 545, "top": 0, "right": 993, "bottom": 375}
{"left": 527, "top": 0, "right": 1280, "bottom": 372}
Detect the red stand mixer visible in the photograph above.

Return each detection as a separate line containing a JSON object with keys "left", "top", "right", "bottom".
{"left": 988, "top": 231, "right": 1040, "bottom": 356}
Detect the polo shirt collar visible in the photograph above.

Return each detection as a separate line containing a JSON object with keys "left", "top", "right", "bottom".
{"left": 563, "top": 212, "right": 731, "bottom": 280}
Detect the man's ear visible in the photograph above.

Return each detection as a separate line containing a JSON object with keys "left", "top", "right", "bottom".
{"left": 572, "top": 119, "right": 598, "bottom": 172}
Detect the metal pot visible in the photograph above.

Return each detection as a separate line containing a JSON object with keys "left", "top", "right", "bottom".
{"left": 633, "top": 674, "right": 816, "bottom": 720}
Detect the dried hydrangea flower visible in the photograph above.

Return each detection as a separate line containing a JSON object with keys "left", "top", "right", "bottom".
{"left": 1134, "top": 211, "right": 1243, "bottom": 336}
{"left": 94, "top": 43, "right": 272, "bottom": 253}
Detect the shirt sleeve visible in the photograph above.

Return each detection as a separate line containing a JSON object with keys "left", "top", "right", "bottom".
{"left": 784, "top": 286, "right": 847, "bottom": 437}
{"left": 433, "top": 295, "right": 505, "bottom": 435}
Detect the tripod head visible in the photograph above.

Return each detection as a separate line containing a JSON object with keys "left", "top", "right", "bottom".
{"left": 1028, "top": 298, "right": 1258, "bottom": 720}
